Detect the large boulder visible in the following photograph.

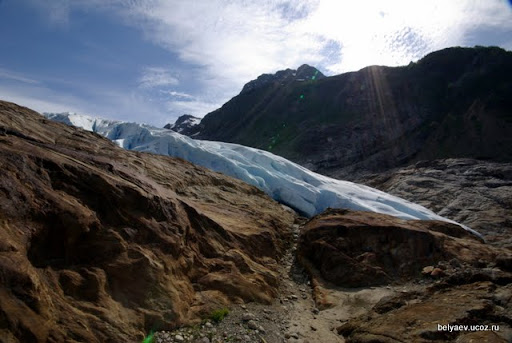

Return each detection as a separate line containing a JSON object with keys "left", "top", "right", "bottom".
{"left": 298, "top": 208, "right": 507, "bottom": 288}
{"left": 0, "top": 100, "right": 295, "bottom": 342}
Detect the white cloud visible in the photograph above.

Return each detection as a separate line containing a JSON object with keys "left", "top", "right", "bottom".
{"left": 138, "top": 67, "right": 179, "bottom": 89}
{"left": 165, "top": 99, "right": 219, "bottom": 118}
{"left": 17, "top": 0, "right": 512, "bottom": 82}
{"left": 120, "top": 1, "right": 328, "bottom": 95}
{"left": 111, "top": 0, "right": 512, "bottom": 97}
{"left": 11, "top": 0, "right": 512, "bottom": 124}
{"left": 299, "top": 0, "right": 512, "bottom": 73}
{"left": 164, "top": 90, "right": 194, "bottom": 99}
{"left": 0, "top": 68, "right": 40, "bottom": 84}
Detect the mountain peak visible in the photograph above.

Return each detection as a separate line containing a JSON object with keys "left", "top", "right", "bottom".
{"left": 164, "top": 114, "right": 201, "bottom": 135}
{"left": 240, "top": 64, "right": 325, "bottom": 94}
{"left": 296, "top": 64, "right": 325, "bottom": 81}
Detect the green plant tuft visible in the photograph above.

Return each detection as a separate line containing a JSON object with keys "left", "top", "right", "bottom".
{"left": 209, "top": 307, "right": 230, "bottom": 323}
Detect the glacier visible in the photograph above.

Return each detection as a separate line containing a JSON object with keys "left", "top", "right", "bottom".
{"left": 44, "top": 112, "right": 481, "bottom": 237}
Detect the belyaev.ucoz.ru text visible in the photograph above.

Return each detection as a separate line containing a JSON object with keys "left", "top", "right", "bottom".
{"left": 437, "top": 324, "right": 500, "bottom": 332}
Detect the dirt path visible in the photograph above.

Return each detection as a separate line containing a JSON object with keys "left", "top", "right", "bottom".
{"left": 273, "top": 223, "right": 344, "bottom": 343}
{"left": 154, "top": 222, "right": 397, "bottom": 343}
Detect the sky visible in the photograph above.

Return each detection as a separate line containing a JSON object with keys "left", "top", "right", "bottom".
{"left": 0, "top": 0, "right": 511, "bottom": 127}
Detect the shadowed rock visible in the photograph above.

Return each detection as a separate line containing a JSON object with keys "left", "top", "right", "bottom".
{"left": 195, "top": 47, "right": 512, "bottom": 179}
{"left": 297, "top": 208, "right": 502, "bottom": 288}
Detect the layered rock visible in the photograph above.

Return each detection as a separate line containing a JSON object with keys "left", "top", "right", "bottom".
{"left": 0, "top": 100, "right": 295, "bottom": 342}
{"left": 338, "top": 281, "right": 512, "bottom": 343}
{"left": 361, "top": 158, "right": 512, "bottom": 249}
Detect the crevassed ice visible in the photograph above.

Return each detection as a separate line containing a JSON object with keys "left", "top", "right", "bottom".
{"left": 43, "top": 112, "right": 482, "bottom": 238}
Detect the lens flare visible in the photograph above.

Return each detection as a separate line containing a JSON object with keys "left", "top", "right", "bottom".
{"left": 142, "top": 332, "right": 154, "bottom": 343}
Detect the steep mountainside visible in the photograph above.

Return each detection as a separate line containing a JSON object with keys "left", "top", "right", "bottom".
{"left": 195, "top": 46, "right": 512, "bottom": 178}
{"left": 0, "top": 100, "right": 295, "bottom": 342}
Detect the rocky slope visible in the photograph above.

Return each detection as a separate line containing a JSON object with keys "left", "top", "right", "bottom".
{"left": 361, "top": 158, "right": 512, "bottom": 249}
{"left": 300, "top": 209, "right": 512, "bottom": 343}
{"left": 2, "top": 96, "right": 511, "bottom": 343}
{"left": 0, "top": 100, "right": 295, "bottom": 342}
{"left": 194, "top": 46, "right": 512, "bottom": 178}
{"left": 149, "top": 208, "right": 512, "bottom": 343}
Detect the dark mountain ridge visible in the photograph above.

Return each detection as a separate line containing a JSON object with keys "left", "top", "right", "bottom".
{"left": 194, "top": 46, "right": 512, "bottom": 179}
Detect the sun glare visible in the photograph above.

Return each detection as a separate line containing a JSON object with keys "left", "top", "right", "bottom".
{"left": 302, "top": 0, "right": 467, "bottom": 72}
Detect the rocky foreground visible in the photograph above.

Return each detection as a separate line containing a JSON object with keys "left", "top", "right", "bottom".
{"left": 301, "top": 210, "right": 512, "bottom": 343}
{"left": 152, "top": 210, "right": 512, "bottom": 343}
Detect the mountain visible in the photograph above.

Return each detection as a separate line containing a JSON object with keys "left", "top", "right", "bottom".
{"left": 0, "top": 100, "right": 295, "bottom": 341}
{"left": 193, "top": 46, "right": 512, "bottom": 179}
{"left": 44, "top": 111, "right": 479, "bottom": 236}
{"left": 162, "top": 65, "right": 324, "bottom": 137}
{"left": 164, "top": 114, "right": 201, "bottom": 136}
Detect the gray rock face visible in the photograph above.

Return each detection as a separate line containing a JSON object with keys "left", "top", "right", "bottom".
{"left": 361, "top": 158, "right": 512, "bottom": 249}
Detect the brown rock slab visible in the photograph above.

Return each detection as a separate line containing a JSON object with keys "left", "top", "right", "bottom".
{"left": 337, "top": 282, "right": 512, "bottom": 343}
{"left": 0, "top": 100, "right": 295, "bottom": 342}
{"left": 422, "top": 266, "right": 434, "bottom": 275}
{"left": 430, "top": 267, "right": 445, "bottom": 278}
{"left": 297, "top": 208, "right": 506, "bottom": 288}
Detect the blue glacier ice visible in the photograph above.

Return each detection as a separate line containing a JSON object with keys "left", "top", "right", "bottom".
{"left": 44, "top": 112, "right": 481, "bottom": 237}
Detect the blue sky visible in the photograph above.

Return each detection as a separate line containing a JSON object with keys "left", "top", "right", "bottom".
{"left": 1, "top": 0, "right": 511, "bottom": 127}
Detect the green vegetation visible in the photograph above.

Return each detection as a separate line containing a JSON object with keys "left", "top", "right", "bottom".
{"left": 142, "top": 331, "right": 154, "bottom": 343}
{"left": 209, "top": 307, "right": 230, "bottom": 323}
